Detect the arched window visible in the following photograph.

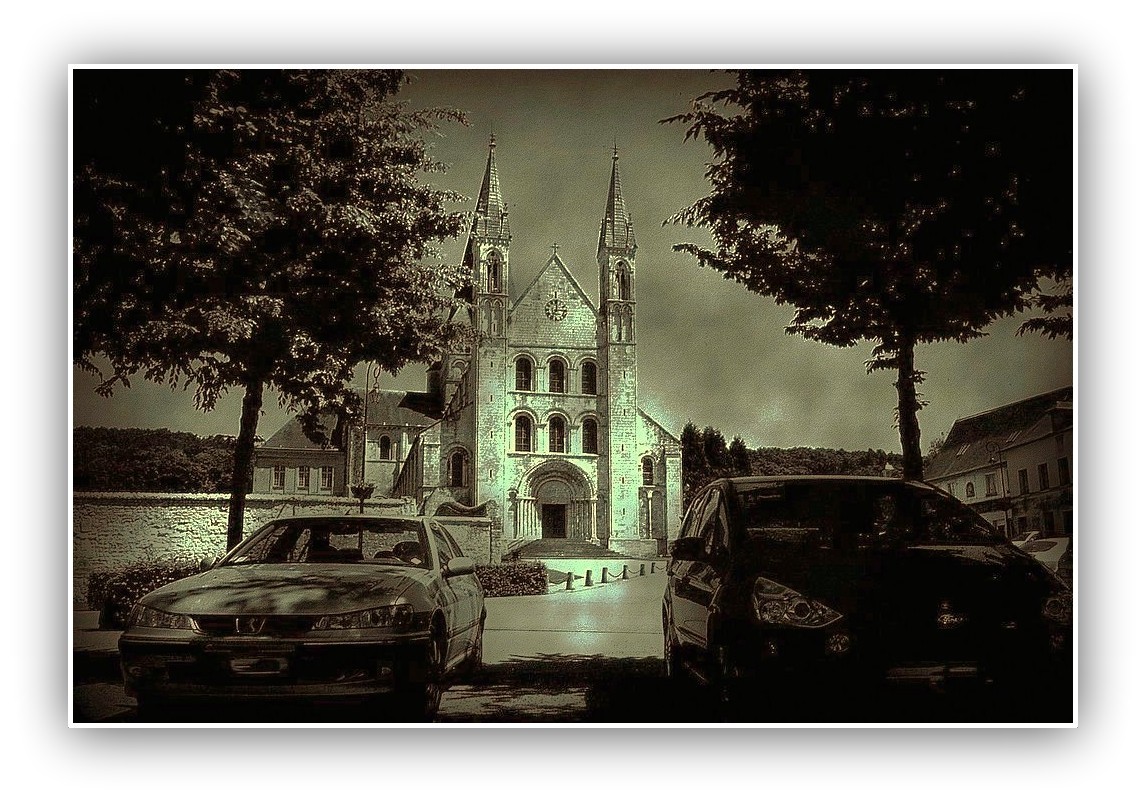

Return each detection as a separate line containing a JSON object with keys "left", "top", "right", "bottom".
{"left": 582, "top": 419, "right": 598, "bottom": 454}
{"left": 492, "top": 299, "right": 504, "bottom": 337}
{"left": 616, "top": 262, "right": 631, "bottom": 300}
{"left": 965, "top": 481, "right": 975, "bottom": 498}
{"left": 548, "top": 360, "right": 566, "bottom": 393}
{"left": 581, "top": 361, "right": 597, "bottom": 395}
{"left": 380, "top": 435, "right": 392, "bottom": 461}
{"left": 515, "top": 416, "right": 533, "bottom": 452}
{"left": 642, "top": 457, "right": 655, "bottom": 486}
{"left": 449, "top": 451, "right": 466, "bottom": 487}
{"left": 515, "top": 358, "right": 533, "bottom": 391}
{"left": 622, "top": 307, "right": 634, "bottom": 342}
{"left": 486, "top": 251, "right": 502, "bottom": 292}
{"left": 549, "top": 417, "right": 566, "bottom": 453}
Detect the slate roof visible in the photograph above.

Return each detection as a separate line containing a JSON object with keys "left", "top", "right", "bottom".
{"left": 924, "top": 387, "right": 1073, "bottom": 481}
{"left": 259, "top": 390, "right": 441, "bottom": 452}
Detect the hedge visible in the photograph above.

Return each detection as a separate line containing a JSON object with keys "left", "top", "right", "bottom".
{"left": 86, "top": 561, "right": 204, "bottom": 630}
{"left": 475, "top": 561, "right": 549, "bottom": 597}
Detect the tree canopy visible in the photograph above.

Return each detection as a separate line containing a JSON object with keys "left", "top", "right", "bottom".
{"left": 668, "top": 69, "right": 1073, "bottom": 479}
{"left": 73, "top": 69, "right": 469, "bottom": 546}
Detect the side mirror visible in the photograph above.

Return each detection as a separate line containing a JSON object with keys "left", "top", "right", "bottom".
{"left": 445, "top": 556, "right": 476, "bottom": 577}
{"left": 199, "top": 556, "right": 216, "bottom": 571}
{"left": 669, "top": 537, "right": 706, "bottom": 562}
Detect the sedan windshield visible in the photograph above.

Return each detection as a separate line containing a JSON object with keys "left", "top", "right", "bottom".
{"left": 222, "top": 518, "right": 432, "bottom": 567}
{"left": 737, "top": 482, "right": 1002, "bottom": 549}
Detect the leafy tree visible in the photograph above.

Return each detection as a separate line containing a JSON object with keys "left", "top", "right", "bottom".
{"left": 668, "top": 70, "right": 1072, "bottom": 480}
{"left": 728, "top": 435, "right": 751, "bottom": 475}
{"left": 74, "top": 70, "right": 469, "bottom": 547}
{"left": 701, "top": 426, "right": 730, "bottom": 472}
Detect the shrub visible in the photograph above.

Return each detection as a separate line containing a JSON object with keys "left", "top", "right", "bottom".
{"left": 475, "top": 561, "right": 548, "bottom": 597}
{"left": 86, "top": 560, "right": 205, "bottom": 629}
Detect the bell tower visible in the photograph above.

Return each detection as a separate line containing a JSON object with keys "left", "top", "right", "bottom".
{"left": 465, "top": 135, "right": 511, "bottom": 516}
{"left": 597, "top": 147, "right": 639, "bottom": 542}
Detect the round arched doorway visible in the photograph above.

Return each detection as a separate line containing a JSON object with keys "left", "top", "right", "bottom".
{"left": 512, "top": 460, "right": 596, "bottom": 541}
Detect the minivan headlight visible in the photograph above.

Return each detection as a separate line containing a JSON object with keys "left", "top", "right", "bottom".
{"left": 752, "top": 578, "right": 842, "bottom": 628}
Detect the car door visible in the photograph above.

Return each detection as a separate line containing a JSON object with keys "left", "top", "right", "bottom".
{"left": 429, "top": 522, "right": 480, "bottom": 668}
{"left": 671, "top": 489, "right": 724, "bottom": 648}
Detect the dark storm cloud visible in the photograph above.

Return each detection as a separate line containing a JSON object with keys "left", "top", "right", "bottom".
{"left": 72, "top": 68, "right": 1073, "bottom": 453}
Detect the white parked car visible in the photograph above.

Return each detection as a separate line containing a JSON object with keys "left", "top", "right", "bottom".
{"left": 1018, "top": 537, "right": 1070, "bottom": 574}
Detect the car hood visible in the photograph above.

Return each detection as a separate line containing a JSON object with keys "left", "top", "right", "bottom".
{"left": 138, "top": 563, "right": 425, "bottom": 616}
{"left": 747, "top": 541, "right": 1061, "bottom": 622}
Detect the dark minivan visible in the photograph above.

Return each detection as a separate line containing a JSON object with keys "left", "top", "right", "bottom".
{"left": 663, "top": 476, "right": 1071, "bottom": 713}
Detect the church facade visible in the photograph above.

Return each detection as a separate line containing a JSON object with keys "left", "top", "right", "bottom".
{"left": 254, "top": 140, "right": 682, "bottom": 558}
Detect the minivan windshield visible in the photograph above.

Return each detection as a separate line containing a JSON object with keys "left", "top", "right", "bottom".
{"left": 736, "top": 482, "right": 1002, "bottom": 549}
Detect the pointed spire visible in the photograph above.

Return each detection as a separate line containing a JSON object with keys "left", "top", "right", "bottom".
{"left": 472, "top": 134, "right": 510, "bottom": 241}
{"left": 599, "top": 146, "right": 636, "bottom": 254}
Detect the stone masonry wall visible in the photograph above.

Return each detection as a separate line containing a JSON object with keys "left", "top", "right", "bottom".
{"left": 72, "top": 492, "right": 415, "bottom": 609}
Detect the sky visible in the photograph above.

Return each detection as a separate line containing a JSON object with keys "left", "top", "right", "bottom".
{"left": 71, "top": 67, "right": 1074, "bottom": 453}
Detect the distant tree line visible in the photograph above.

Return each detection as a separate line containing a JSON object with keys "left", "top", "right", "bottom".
{"left": 73, "top": 427, "right": 236, "bottom": 493}
{"left": 681, "top": 422, "right": 904, "bottom": 506}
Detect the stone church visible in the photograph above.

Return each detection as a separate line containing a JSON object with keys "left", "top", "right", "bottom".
{"left": 254, "top": 139, "right": 682, "bottom": 557}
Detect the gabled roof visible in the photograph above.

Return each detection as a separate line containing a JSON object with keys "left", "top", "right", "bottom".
{"left": 924, "top": 387, "right": 1073, "bottom": 480}
{"left": 639, "top": 408, "right": 681, "bottom": 445}
{"left": 259, "top": 390, "right": 442, "bottom": 452}
{"left": 511, "top": 252, "right": 597, "bottom": 316}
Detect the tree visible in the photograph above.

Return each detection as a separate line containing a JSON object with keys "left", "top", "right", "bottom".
{"left": 728, "top": 435, "right": 751, "bottom": 475}
{"left": 74, "top": 69, "right": 469, "bottom": 547}
{"left": 668, "top": 70, "right": 1073, "bottom": 480}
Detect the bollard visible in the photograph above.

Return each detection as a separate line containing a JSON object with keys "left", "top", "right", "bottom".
{"left": 585, "top": 569, "right": 593, "bottom": 587}
{"left": 639, "top": 563, "right": 646, "bottom": 577}
{"left": 601, "top": 566, "right": 609, "bottom": 584}
{"left": 565, "top": 572, "right": 574, "bottom": 591}
{"left": 622, "top": 565, "right": 629, "bottom": 580}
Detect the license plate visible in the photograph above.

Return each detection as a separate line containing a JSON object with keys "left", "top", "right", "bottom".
{"left": 229, "top": 656, "right": 289, "bottom": 675}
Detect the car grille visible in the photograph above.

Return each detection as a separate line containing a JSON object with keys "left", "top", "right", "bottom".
{"left": 192, "top": 615, "right": 318, "bottom": 636}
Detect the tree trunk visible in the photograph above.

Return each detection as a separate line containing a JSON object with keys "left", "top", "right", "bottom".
{"left": 226, "top": 375, "right": 264, "bottom": 550}
{"left": 896, "top": 336, "right": 925, "bottom": 481}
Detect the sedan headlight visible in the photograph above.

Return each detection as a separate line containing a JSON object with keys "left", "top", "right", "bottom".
{"left": 312, "top": 601, "right": 415, "bottom": 631}
{"left": 752, "top": 578, "right": 842, "bottom": 628}
{"left": 127, "top": 603, "right": 193, "bottom": 630}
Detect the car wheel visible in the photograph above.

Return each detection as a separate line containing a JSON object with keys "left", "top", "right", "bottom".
{"left": 710, "top": 642, "right": 745, "bottom": 721}
{"left": 394, "top": 627, "right": 446, "bottom": 722}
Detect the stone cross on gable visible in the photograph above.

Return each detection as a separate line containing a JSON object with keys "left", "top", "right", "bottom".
{"left": 551, "top": 242, "right": 560, "bottom": 257}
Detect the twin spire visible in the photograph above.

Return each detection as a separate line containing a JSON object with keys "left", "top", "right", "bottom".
{"left": 472, "top": 134, "right": 510, "bottom": 241}
{"left": 469, "top": 137, "right": 636, "bottom": 253}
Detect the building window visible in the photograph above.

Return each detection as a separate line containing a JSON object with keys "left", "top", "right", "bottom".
{"left": 965, "top": 481, "right": 975, "bottom": 499}
{"left": 616, "top": 263, "right": 631, "bottom": 300}
{"left": 297, "top": 466, "right": 310, "bottom": 491}
{"left": 1018, "top": 469, "right": 1029, "bottom": 495}
{"left": 320, "top": 466, "right": 334, "bottom": 491}
{"left": 548, "top": 360, "right": 565, "bottom": 393}
{"left": 379, "top": 435, "right": 392, "bottom": 461}
{"left": 582, "top": 419, "right": 598, "bottom": 454}
{"left": 515, "top": 416, "right": 532, "bottom": 452}
{"left": 449, "top": 451, "right": 466, "bottom": 487}
{"left": 549, "top": 417, "right": 566, "bottom": 453}
{"left": 1038, "top": 462, "right": 1050, "bottom": 491}
{"left": 486, "top": 251, "right": 502, "bottom": 292}
{"left": 1042, "top": 510, "right": 1056, "bottom": 534}
{"left": 1058, "top": 457, "right": 1071, "bottom": 486}
{"left": 515, "top": 358, "right": 532, "bottom": 391}
{"left": 642, "top": 457, "right": 655, "bottom": 486}
{"left": 581, "top": 361, "right": 597, "bottom": 395}
{"left": 272, "top": 465, "right": 285, "bottom": 491}
{"left": 1017, "top": 516, "right": 1028, "bottom": 533}
{"left": 985, "top": 473, "right": 998, "bottom": 496}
